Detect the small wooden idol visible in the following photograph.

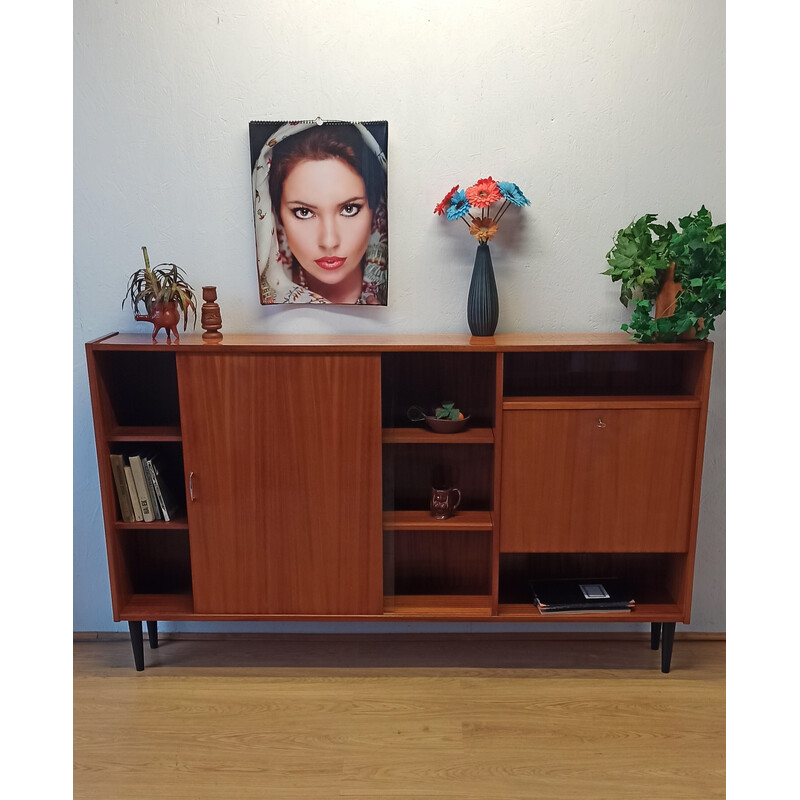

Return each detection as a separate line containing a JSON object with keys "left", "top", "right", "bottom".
{"left": 201, "top": 286, "right": 223, "bottom": 341}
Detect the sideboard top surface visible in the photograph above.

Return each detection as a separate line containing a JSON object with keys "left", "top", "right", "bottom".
{"left": 88, "top": 332, "right": 712, "bottom": 353}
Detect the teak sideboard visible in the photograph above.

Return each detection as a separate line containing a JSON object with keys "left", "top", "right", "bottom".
{"left": 85, "top": 332, "right": 714, "bottom": 672}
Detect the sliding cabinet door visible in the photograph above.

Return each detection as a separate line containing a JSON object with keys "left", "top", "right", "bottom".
{"left": 178, "top": 353, "right": 383, "bottom": 615}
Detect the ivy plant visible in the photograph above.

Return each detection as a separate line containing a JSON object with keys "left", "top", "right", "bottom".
{"left": 603, "top": 214, "right": 676, "bottom": 307}
{"left": 605, "top": 207, "right": 726, "bottom": 343}
{"left": 663, "top": 206, "right": 726, "bottom": 340}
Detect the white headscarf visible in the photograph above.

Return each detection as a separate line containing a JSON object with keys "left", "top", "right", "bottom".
{"left": 252, "top": 121, "right": 388, "bottom": 305}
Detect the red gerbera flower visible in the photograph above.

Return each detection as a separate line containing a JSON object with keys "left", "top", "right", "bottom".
{"left": 465, "top": 177, "right": 502, "bottom": 209}
{"left": 434, "top": 185, "right": 460, "bottom": 215}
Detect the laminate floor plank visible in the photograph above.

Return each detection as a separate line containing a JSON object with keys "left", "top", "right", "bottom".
{"left": 74, "top": 635, "right": 724, "bottom": 800}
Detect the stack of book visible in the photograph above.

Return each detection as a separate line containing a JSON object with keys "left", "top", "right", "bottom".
{"left": 530, "top": 579, "right": 635, "bottom": 614}
{"left": 109, "top": 453, "right": 181, "bottom": 523}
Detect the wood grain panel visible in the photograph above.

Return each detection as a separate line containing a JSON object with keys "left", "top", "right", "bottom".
{"left": 95, "top": 331, "right": 711, "bottom": 351}
{"left": 500, "top": 408, "right": 698, "bottom": 552}
{"left": 178, "top": 353, "right": 383, "bottom": 615}
{"left": 74, "top": 638, "right": 725, "bottom": 800}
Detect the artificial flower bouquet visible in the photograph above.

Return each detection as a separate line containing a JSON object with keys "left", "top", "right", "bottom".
{"left": 434, "top": 177, "right": 530, "bottom": 243}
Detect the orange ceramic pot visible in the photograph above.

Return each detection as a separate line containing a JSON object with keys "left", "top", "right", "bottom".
{"left": 136, "top": 300, "right": 181, "bottom": 340}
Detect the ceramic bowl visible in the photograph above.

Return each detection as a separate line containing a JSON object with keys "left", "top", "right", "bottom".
{"left": 423, "top": 415, "right": 471, "bottom": 433}
{"left": 407, "top": 405, "right": 470, "bottom": 434}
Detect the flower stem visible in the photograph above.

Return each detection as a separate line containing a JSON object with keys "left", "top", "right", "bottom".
{"left": 494, "top": 200, "right": 512, "bottom": 224}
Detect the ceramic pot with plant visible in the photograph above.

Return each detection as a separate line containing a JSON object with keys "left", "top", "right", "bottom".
{"left": 603, "top": 206, "right": 725, "bottom": 343}
{"left": 123, "top": 246, "right": 197, "bottom": 340}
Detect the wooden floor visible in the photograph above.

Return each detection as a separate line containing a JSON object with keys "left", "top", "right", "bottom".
{"left": 74, "top": 634, "right": 725, "bottom": 799}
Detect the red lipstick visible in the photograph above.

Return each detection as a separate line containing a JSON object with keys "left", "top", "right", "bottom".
{"left": 315, "top": 257, "right": 346, "bottom": 271}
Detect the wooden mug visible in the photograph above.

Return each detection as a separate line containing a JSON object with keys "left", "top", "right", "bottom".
{"left": 430, "top": 487, "right": 462, "bottom": 519}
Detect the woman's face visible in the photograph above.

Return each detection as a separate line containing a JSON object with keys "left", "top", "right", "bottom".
{"left": 279, "top": 157, "right": 373, "bottom": 292}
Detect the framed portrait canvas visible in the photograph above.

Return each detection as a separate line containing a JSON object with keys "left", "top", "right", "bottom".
{"left": 250, "top": 119, "right": 388, "bottom": 305}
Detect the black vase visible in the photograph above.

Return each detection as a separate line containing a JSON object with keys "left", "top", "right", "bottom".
{"left": 466, "top": 242, "right": 499, "bottom": 336}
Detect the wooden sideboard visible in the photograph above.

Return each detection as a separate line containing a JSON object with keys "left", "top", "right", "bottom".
{"left": 85, "top": 332, "right": 714, "bottom": 671}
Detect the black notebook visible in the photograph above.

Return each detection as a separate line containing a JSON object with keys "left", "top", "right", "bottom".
{"left": 530, "top": 579, "right": 635, "bottom": 614}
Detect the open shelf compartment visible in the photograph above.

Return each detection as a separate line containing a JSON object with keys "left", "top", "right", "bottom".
{"left": 114, "top": 528, "right": 194, "bottom": 616}
{"left": 383, "top": 529, "right": 493, "bottom": 609}
{"left": 497, "top": 552, "right": 687, "bottom": 620}
{"left": 381, "top": 351, "right": 497, "bottom": 428}
{"left": 93, "top": 350, "right": 181, "bottom": 431}
{"left": 382, "top": 443, "right": 494, "bottom": 512}
{"left": 107, "top": 441, "right": 187, "bottom": 525}
{"left": 502, "top": 349, "right": 706, "bottom": 398}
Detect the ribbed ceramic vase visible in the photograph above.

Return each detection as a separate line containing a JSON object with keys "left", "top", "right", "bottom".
{"left": 466, "top": 242, "right": 499, "bottom": 336}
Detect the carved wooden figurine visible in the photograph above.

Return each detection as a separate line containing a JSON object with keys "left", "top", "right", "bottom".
{"left": 201, "top": 286, "right": 223, "bottom": 341}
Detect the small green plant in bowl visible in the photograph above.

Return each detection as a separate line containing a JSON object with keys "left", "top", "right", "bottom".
{"left": 435, "top": 401, "right": 464, "bottom": 421}
{"left": 407, "top": 402, "right": 470, "bottom": 434}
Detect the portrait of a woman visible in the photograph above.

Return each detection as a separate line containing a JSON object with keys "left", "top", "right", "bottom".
{"left": 250, "top": 120, "right": 388, "bottom": 305}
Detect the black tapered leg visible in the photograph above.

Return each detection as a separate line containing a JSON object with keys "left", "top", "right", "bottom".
{"left": 129, "top": 621, "right": 145, "bottom": 671}
{"left": 146, "top": 620, "right": 158, "bottom": 649}
{"left": 661, "top": 622, "right": 676, "bottom": 673}
{"left": 651, "top": 622, "right": 662, "bottom": 650}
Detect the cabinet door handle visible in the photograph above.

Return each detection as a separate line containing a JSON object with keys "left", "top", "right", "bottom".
{"left": 189, "top": 471, "right": 196, "bottom": 502}
{"left": 597, "top": 418, "right": 606, "bottom": 428}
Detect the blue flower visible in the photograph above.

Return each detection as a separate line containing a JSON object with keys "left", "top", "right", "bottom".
{"left": 497, "top": 182, "right": 530, "bottom": 207}
{"left": 446, "top": 189, "right": 471, "bottom": 220}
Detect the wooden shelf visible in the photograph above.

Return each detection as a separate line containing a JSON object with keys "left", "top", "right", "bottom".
{"left": 119, "top": 593, "right": 194, "bottom": 618}
{"left": 383, "top": 595, "right": 493, "bottom": 616}
{"left": 116, "top": 517, "right": 189, "bottom": 531}
{"left": 496, "top": 602, "right": 683, "bottom": 622}
{"left": 503, "top": 396, "right": 701, "bottom": 410}
{"left": 108, "top": 425, "right": 182, "bottom": 441}
{"left": 383, "top": 510, "right": 493, "bottom": 530}
{"left": 382, "top": 427, "right": 494, "bottom": 444}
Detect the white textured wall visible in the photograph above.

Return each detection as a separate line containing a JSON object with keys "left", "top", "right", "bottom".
{"left": 74, "top": 0, "right": 725, "bottom": 633}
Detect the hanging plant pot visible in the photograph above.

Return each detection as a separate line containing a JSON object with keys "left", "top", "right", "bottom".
{"left": 655, "top": 263, "right": 703, "bottom": 340}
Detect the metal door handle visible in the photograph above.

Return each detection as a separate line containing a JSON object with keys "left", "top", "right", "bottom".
{"left": 189, "top": 471, "right": 196, "bottom": 501}
{"left": 597, "top": 418, "right": 606, "bottom": 428}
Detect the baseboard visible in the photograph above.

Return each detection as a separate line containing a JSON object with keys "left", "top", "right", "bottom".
{"left": 74, "top": 630, "right": 726, "bottom": 643}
